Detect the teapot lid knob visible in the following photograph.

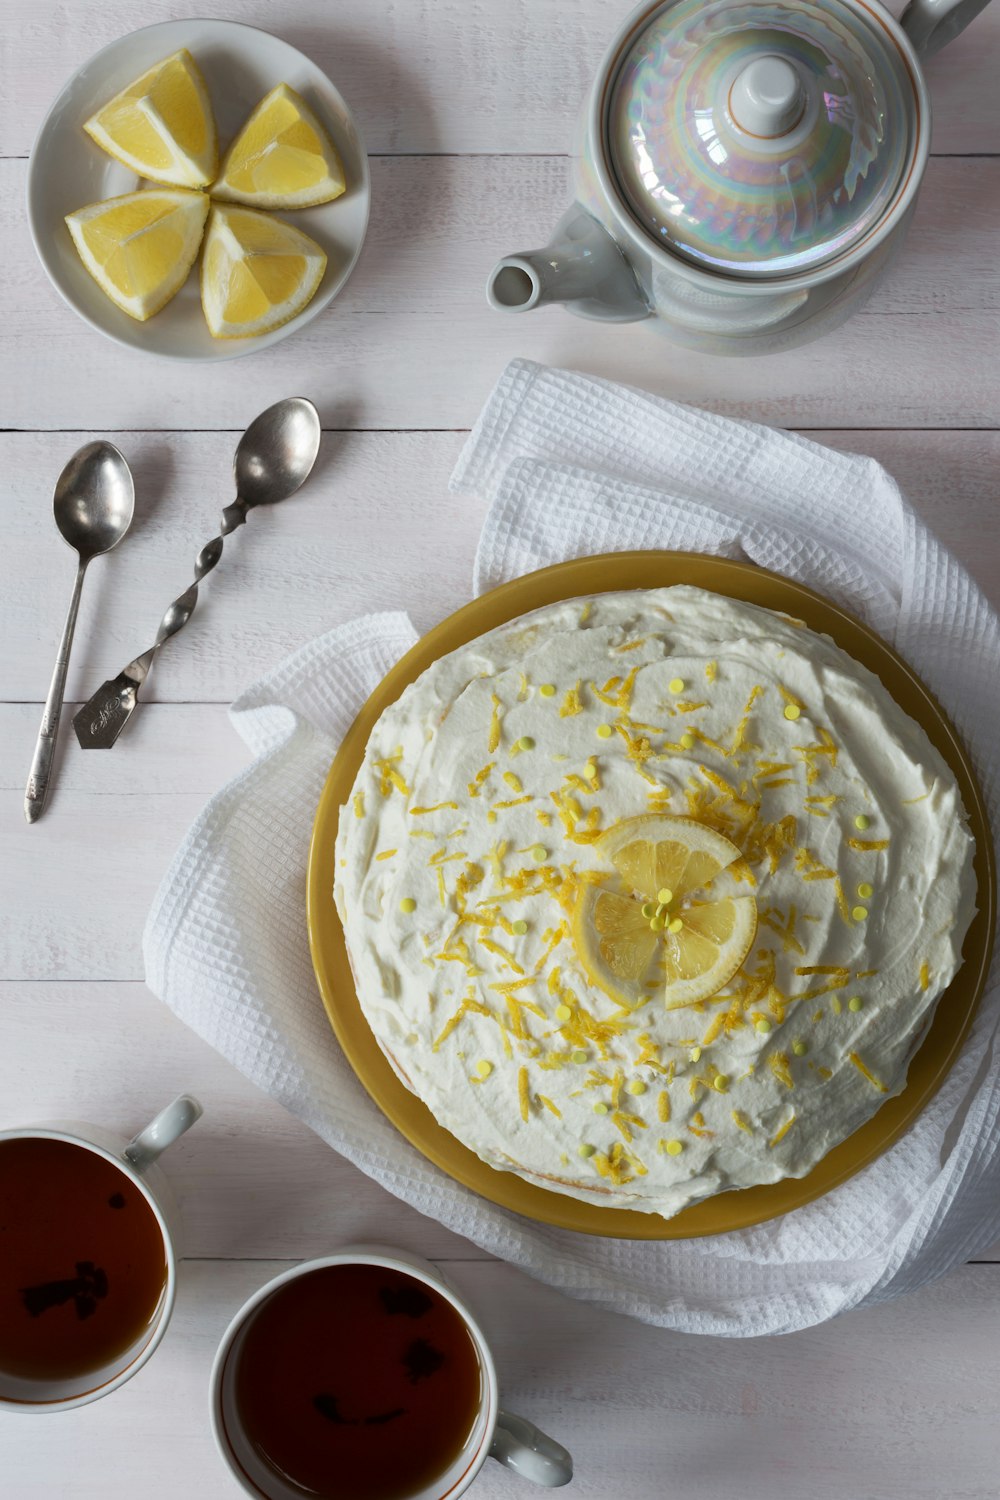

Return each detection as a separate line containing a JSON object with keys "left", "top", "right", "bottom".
{"left": 727, "top": 55, "right": 806, "bottom": 138}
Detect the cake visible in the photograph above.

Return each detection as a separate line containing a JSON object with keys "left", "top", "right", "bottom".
{"left": 334, "top": 587, "right": 977, "bottom": 1219}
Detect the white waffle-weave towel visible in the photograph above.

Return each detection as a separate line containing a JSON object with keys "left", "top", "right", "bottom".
{"left": 145, "top": 359, "right": 1000, "bottom": 1336}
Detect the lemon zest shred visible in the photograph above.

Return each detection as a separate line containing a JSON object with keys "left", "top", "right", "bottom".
{"left": 488, "top": 693, "right": 503, "bottom": 753}
{"left": 849, "top": 1051, "right": 889, "bottom": 1092}
{"left": 769, "top": 1114, "right": 797, "bottom": 1148}
{"left": 518, "top": 1066, "right": 530, "bottom": 1122}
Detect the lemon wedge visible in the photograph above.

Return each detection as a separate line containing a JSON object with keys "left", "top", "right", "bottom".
{"left": 212, "top": 84, "right": 346, "bottom": 208}
{"left": 83, "top": 49, "right": 217, "bottom": 189}
{"left": 200, "top": 204, "right": 327, "bottom": 338}
{"left": 572, "top": 815, "right": 757, "bottom": 1008}
{"left": 65, "top": 189, "right": 209, "bottom": 321}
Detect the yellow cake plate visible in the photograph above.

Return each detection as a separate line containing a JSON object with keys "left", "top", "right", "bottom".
{"left": 307, "top": 553, "right": 995, "bottom": 1239}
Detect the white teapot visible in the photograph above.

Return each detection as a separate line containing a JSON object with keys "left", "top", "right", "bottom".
{"left": 488, "top": 0, "right": 989, "bottom": 354}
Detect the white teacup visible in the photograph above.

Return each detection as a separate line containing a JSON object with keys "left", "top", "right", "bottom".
{"left": 0, "top": 1094, "right": 202, "bottom": 1412}
{"left": 211, "top": 1245, "right": 573, "bottom": 1497}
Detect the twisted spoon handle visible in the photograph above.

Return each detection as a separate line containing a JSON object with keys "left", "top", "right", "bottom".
{"left": 73, "top": 498, "right": 251, "bottom": 750}
{"left": 153, "top": 499, "right": 249, "bottom": 651}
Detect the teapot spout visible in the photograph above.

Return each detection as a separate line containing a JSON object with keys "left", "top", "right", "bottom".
{"left": 487, "top": 207, "right": 649, "bottom": 323}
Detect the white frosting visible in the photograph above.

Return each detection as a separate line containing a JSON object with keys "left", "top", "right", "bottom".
{"left": 334, "top": 588, "right": 977, "bottom": 1219}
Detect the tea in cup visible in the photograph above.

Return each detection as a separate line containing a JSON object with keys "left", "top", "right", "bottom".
{"left": 0, "top": 1094, "right": 201, "bottom": 1410}
{"left": 211, "top": 1246, "right": 573, "bottom": 1498}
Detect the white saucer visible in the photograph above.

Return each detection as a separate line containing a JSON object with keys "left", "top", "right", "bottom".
{"left": 26, "top": 19, "right": 371, "bottom": 362}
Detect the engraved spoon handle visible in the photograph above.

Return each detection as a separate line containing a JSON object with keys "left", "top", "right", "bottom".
{"left": 24, "top": 559, "right": 87, "bottom": 823}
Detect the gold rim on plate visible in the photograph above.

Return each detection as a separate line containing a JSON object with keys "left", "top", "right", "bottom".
{"left": 307, "top": 553, "right": 995, "bottom": 1239}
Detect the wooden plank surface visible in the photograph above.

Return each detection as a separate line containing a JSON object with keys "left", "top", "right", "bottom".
{"left": 2, "top": 0, "right": 998, "bottom": 158}
{"left": 3, "top": 155, "right": 999, "bottom": 432}
{"left": 3, "top": 428, "right": 997, "bottom": 712}
{"left": 1, "top": 1258, "right": 999, "bottom": 1499}
{"left": 2, "top": 0, "right": 1000, "bottom": 1493}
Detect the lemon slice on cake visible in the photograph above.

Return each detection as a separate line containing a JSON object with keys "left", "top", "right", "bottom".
{"left": 200, "top": 204, "right": 327, "bottom": 338}
{"left": 83, "top": 50, "right": 217, "bottom": 189}
{"left": 573, "top": 815, "right": 757, "bottom": 1008}
{"left": 65, "top": 189, "right": 209, "bottom": 321}
{"left": 212, "top": 84, "right": 346, "bottom": 208}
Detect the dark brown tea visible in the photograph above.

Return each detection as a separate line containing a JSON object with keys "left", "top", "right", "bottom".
{"left": 0, "top": 1137, "right": 167, "bottom": 1385}
{"left": 232, "top": 1264, "right": 482, "bottom": 1500}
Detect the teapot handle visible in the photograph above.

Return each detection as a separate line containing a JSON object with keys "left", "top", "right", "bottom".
{"left": 899, "top": 0, "right": 992, "bottom": 56}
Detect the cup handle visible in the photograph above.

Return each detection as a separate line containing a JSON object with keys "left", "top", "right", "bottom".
{"left": 490, "top": 1408, "right": 573, "bottom": 1487}
{"left": 123, "top": 1094, "right": 203, "bottom": 1172}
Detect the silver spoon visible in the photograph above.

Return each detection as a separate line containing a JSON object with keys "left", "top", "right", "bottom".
{"left": 24, "top": 442, "right": 135, "bottom": 823}
{"left": 73, "top": 398, "right": 321, "bottom": 750}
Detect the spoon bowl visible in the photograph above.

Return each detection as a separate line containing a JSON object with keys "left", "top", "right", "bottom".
{"left": 54, "top": 441, "right": 135, "bottom": 560}
{"left": 235, "top": 398, "right": 322, "bottom": 510}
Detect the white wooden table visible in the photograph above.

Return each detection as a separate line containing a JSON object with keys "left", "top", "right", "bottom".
{"left": 2, "top": 3, "right": 999, "bottom": 1495}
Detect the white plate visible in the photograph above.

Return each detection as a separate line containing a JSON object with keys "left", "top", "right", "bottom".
{"left": 26, "top": 19, "right": 371, "bottom": 362}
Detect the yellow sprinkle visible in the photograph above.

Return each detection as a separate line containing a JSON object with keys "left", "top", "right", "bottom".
{"left": 755, "top": 1018, "right": 772, "bottom": 1035}
{"left": 593, "top": 1102, "right": 608, "bottom": 1115}
{"left": 572, "top": 1049, "right": 588, "bottom": 1064}
{"left": 596, "top": 723, "right": 613, "bottom": 739}
{"left": 641, "top": 902, "right": 656, "bottom": 919}
{"left": 375, "top": 849, "right": 397, "bottom": 862}
{"left": 539, "top": 683, "right": 556, "bottom": 698}
{"left": 475, "top": 1060, "right": 493, "bottom": 1079}
{"left": 769, "top": 1114, "right": 797, "bottom": 1148}
{"left": 848, "top": 996, "right": 863, "bottom": 1012}
{"left": 689, "top": 1046, "right": 701, "bottom": 1062}
{"left": 626, "top": 1079, "right": 647, "bottom": 1096}
{"left": 852, "top": 906, "right": 869, "bottom": 921}
{"left": 657, "top": 1091, "right": 670, "bottom": 1122}
{"left": 555, "top": 1004, "right": 572, "bottom": 1022}
{"left": 516, "top": 736, "right": 535, "bottom": 752}
{"left": 783, "top": 704, "right": 801, "bottom": 721}
{"left": 665, "top": 1139, "right": 684, "bottom": 1156}
{"left": 578, "top": 1143, "right": 596, "bottom": 1158}
{"left": 512, "top": 919, "right": 528, "bottom": 936}
{"left": 531, "top": 844, "right": 547, "bottom": 863}
{"left": 518, "top": 1066, "right": 530, "bottom": 1122}
{"left": 713, "top": 1074, "right": 730, "bottom": 1093}
{"left": 399, "top": 897, "right": 417, "bottom": 914}
{"left": 680, "top": 733, "right": 694, "bottom": 749}
{"left": 668, "top": 918, "right": 683, "bottom": 934}
{"left": 657, "top": 887, "right": 673, "bottom": 905}
{"left": 919, "top": 960, "right": 930, "bottom": 991}
{"left": 669, "top": 677, "right": 685, "bottom": 694}
{"left": 848, "top": 1051, "right": 888, "bottom": 1092}
{"left": 854, "top": 814, "right": 871, "bottom": 830}
{"left": 650, "top": 914, "right": 665, "bottom": 932}
{"left": 792, "top": 1040, "right": 808, "bottom": 1056}
{"left": 858, "top": 882, "right": 874, "bottom": 899}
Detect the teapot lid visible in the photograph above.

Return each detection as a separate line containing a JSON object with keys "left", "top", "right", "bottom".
{"left": 606, "top": 0, "right": 919, "bottom": 279}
